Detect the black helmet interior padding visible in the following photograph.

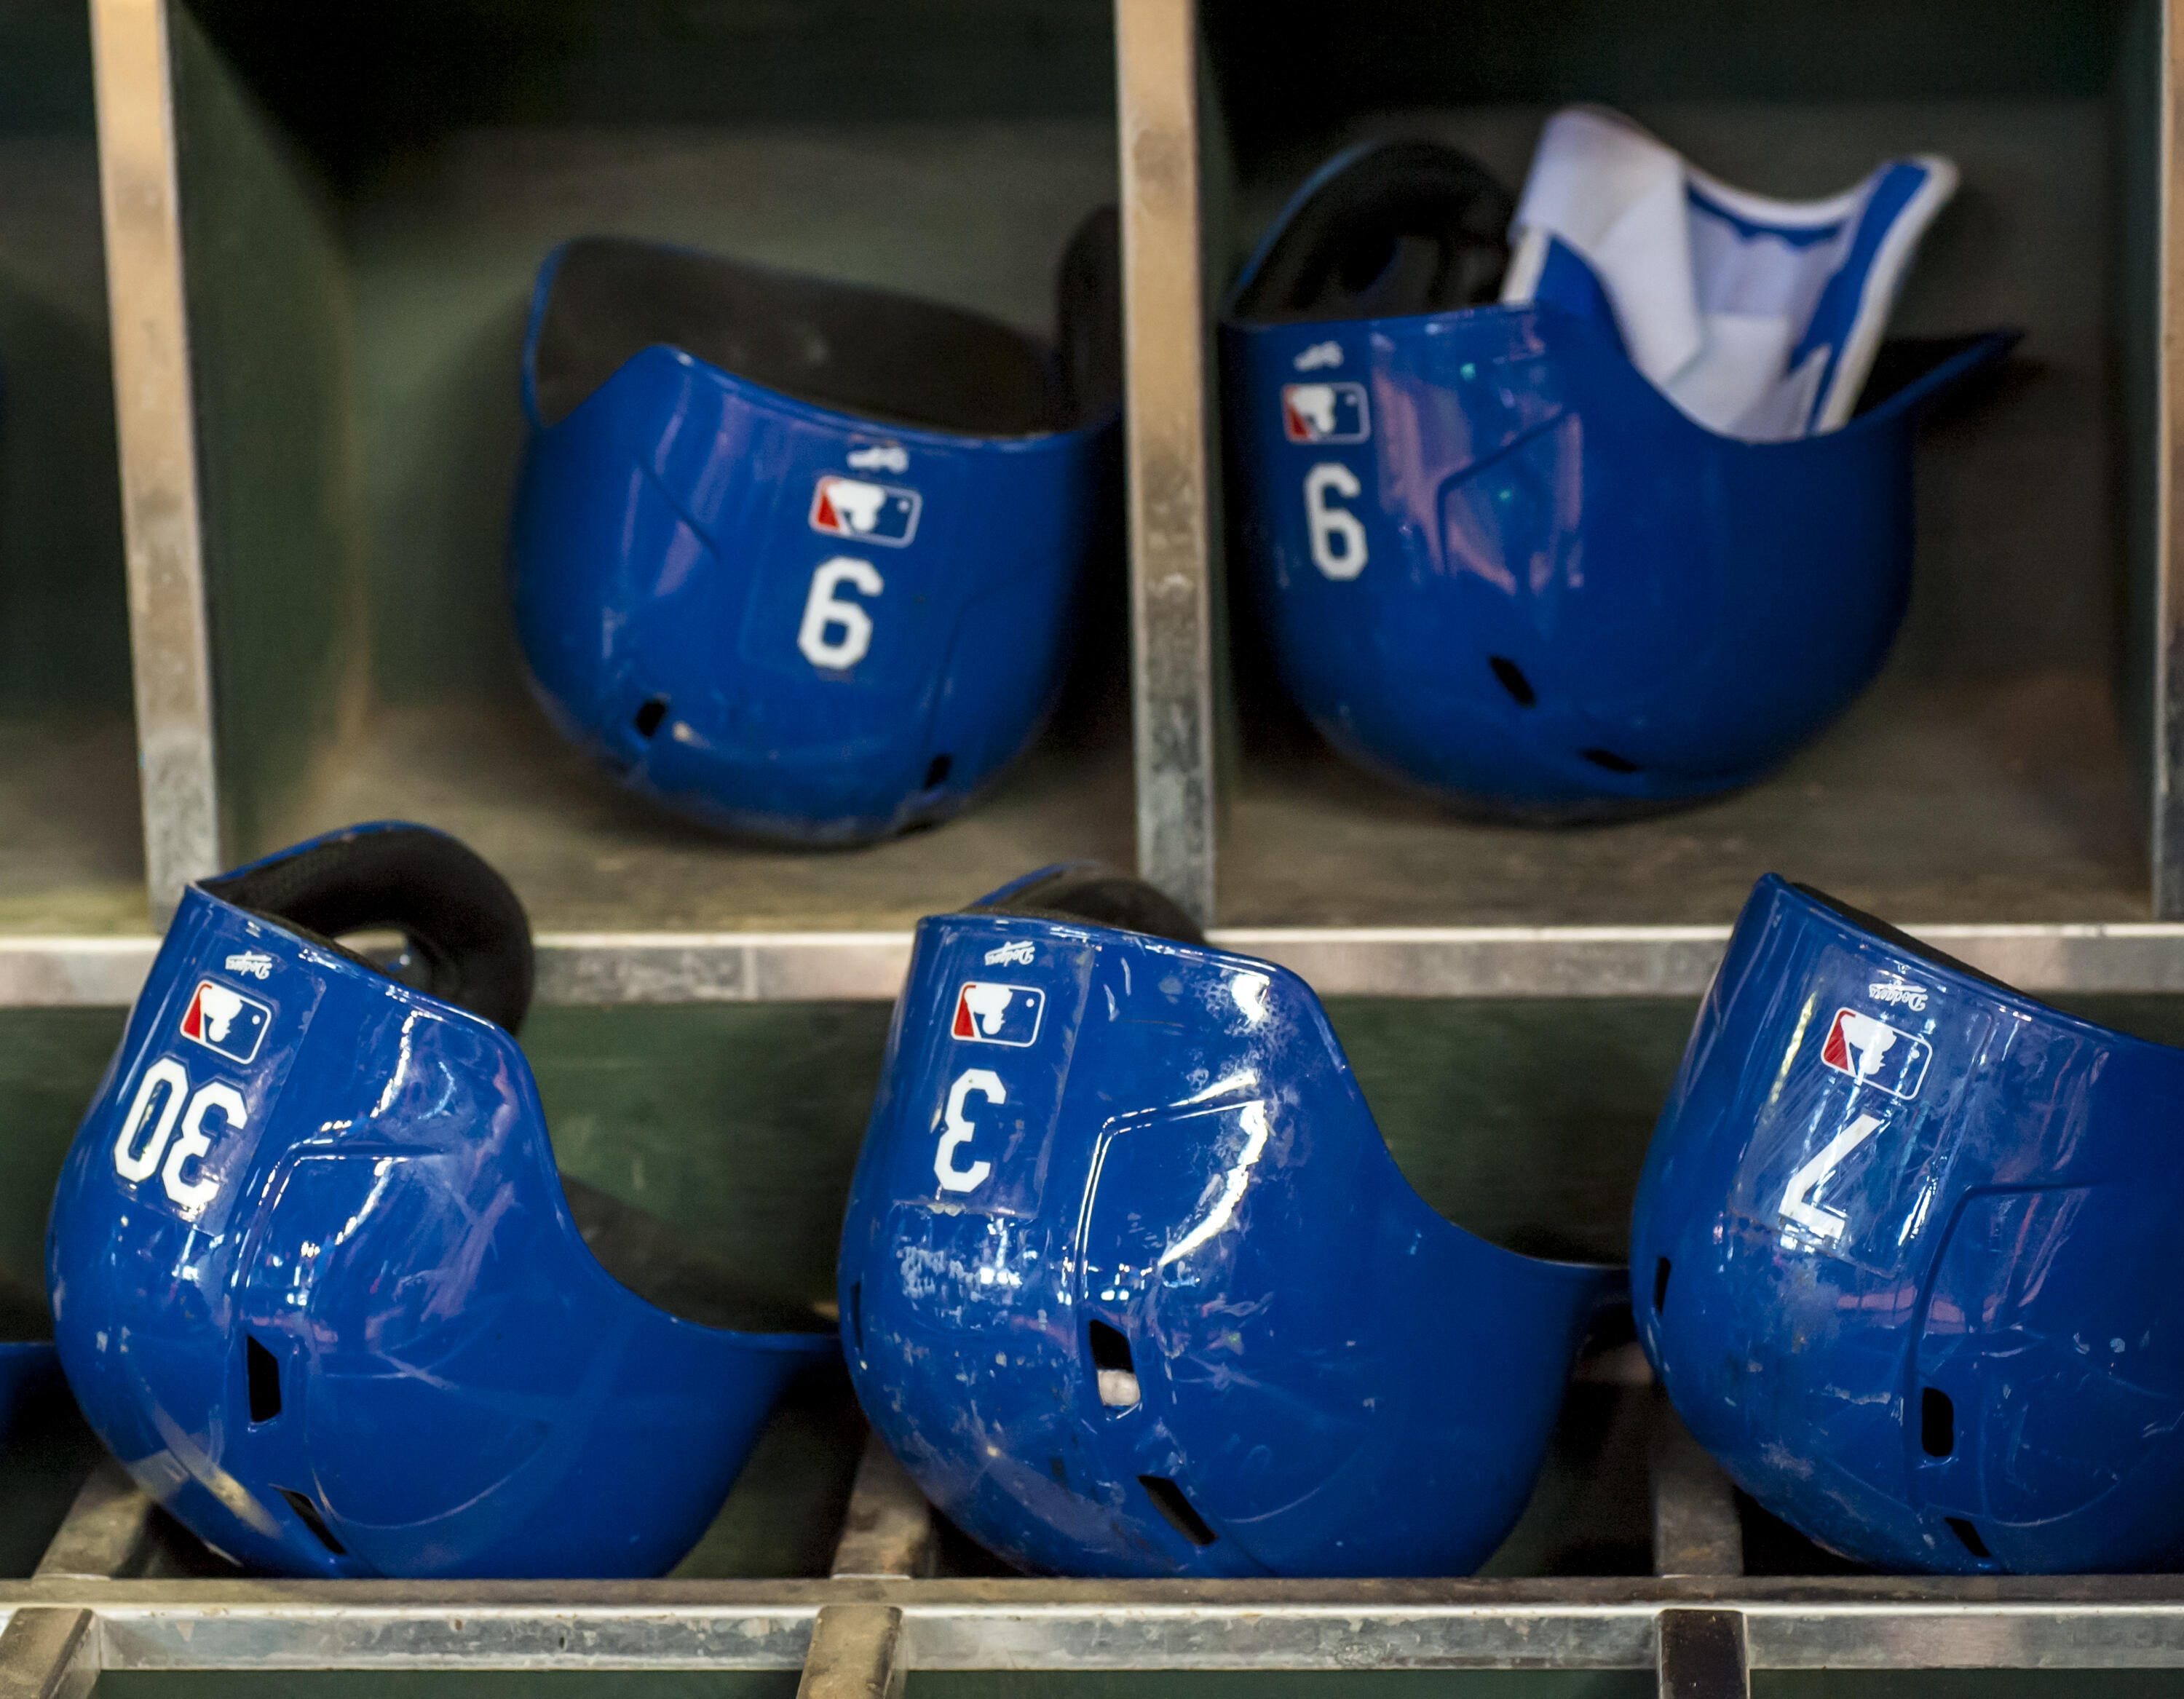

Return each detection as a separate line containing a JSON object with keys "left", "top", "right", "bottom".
{"left": 203, "top": 827, "right": 534, "bottom": 1037}
{"left": 532, "top": 205, "right": 1123, "bottom": 437}
{"left": 974, "top": 863, "right": 1208, "bottom": 948}
{"left": 1230, "top": 139, "right": 1514, "bottom": 326}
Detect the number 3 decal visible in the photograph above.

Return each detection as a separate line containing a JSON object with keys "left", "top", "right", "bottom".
{"left": 113, "top": 1057, "right": 245, "bottom": 1219}
{"left": 935, "top": 1068, "right": 1004, "bottom": 1194}
{"left": 799, "top": 556, "right": 884, "bottom": 670}
{"left": 1305, "top": 462, "right": 1368, "bottom": 580}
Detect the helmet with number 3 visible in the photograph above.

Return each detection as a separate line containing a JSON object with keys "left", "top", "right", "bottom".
{"left": 510, "top": 210, "right": 1120, "bottom": 844}
{"left": 1219, "top": 125, "right": 2011, "bottom": 819}
{"left": 47, "top": 823, "right": 835, "bottom": 1577}
{"left": 1633, "top": 875, "right": 2184, "bottom": 1574}
{"left": 838, "top": 864, "right": 1622, "bottom": 1577}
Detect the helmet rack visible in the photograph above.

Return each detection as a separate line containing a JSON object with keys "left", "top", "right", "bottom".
{"left": 0, "top": 0, "right": 2176, "bottom": 1687}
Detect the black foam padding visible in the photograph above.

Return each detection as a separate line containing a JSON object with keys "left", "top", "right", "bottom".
{"left": 1230, "top": 139, "right": 1514, "bottom": 326}
{"left": 974, "top": 863, "right": 1207, "bottom": 947}
{"left": 205, "top": 826, "right": 534, "bottom": 1036}
{"left": 531, "top": 203, "right": 1122, "bottom": 436}
{"left": 561, "top": 1176, "right": 832, "bottom": 1335}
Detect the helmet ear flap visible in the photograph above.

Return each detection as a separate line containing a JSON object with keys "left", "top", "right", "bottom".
{"left": 973, "top": 862, "right": 1206, "bottom": 947}
{"left": 204, "top": 826, "right": 534, "bottom": 1036}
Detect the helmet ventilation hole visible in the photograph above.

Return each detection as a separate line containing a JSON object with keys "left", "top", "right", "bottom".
{"left": 1920, "top": 1387, "right": 1955, "bottom": 1458}
{"left": 1088, "top": 1319, "right": 1142, "bottom": 1408}
{"left": 245, "top": 1335, "right": 282, "bottom": 1424}
{"left": 1137, "top": 1473, "right": 1217, "bottom": 1546}
{"left": 1946, "top": 1516, "right": 1990, "bottom": 1561}
{"left": 276, "top": 1487, "right": 347, "bottom": 1556}
{"left": 1580, "top": 748, "right": 1641, "bottom": 774}
{"left": 925, "top": 753, "right": 953, "bottom": 790}
{"left": 633, "top": 696, "right": 669, "bottom": 738}
{"left": 1651, "top": 1256, "right": 1671, "bottom": 1317}
{"left": 1489, "top": 655, "right": 1536, "bottom": 707}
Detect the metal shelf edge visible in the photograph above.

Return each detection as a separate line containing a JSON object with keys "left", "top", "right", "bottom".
{"left": 7, "top": 924, "right": 2184, "bottom": 1007}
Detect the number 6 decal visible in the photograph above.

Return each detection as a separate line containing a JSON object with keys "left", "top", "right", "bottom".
{"left": 935, "top": 1068, "right": 1004, "bottom": 1194}
{"left": 798, "top": 556, "right": 884, "bottom": 670}
{"left": 1305, "top": 462, "right": 1368, "bottom": 580}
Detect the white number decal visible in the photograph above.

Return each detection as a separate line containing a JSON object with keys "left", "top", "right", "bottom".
{"left": 797, "top": 556, "right": 884, "bottom": 670}
{"left": 113, "top": 1058, "right": 245, "bottom": 1218}
{"left": 935, "top": 1068, "right": 1005, "bottom": 1195}
{"left": 164, "top": 1081, "right": 244, "bottom": 1215}
{"left": 1305, "top": 462, "right": 1368, "bottom": 580}
{"left": 114, "top": 1057, "right": 189, "bottom": 1183}
{"left": 1779, "top": 1113, "right": 1886, "bottom": 1242}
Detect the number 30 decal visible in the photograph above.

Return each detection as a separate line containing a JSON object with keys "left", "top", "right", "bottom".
{"left": 935, "top": 1068, "right": 1004, "bottom": 1194}
{"left": 799, "top": 556, "right": 884, "bottom": 670}
{"left": 113, "top": 1057, "right": 243, "bottom": 1218}
{"left": 1305, "top": 462, "right": 1368, "bottom": 580}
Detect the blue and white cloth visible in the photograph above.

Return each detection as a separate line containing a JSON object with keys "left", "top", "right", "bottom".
{"left": 1501, "top": 106, "right": 1958, "bottom": 441}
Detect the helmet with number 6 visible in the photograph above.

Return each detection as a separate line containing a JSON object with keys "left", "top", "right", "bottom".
{"left": 509, "top": 210, "right": 1120, "bottom": 844}
{"left": 838, "top": 864, "right": 1622, "bottom": 1577}
{"left": 47, "top": 823, "right": 835, "bottom": 1577}
{"left": 1634, "top": 875, "right": 2184, "bottom": 1573}
{"left": 1220, "top": 123, "right": 2012, "bottom": 819}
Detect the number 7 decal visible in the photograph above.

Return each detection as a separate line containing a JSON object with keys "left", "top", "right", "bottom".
{"left": 935, "top": 1068, "right": 1004, "bottom": 1194}
{"left": 1779, "top": 1113, "right": 1886, "bottom": 1241}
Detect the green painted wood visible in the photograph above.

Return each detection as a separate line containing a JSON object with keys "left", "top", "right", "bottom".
{"left": 172, "top": 4, "right": 368, "bottom": 860}
{"left": 0, "top": 1, "right": 139, "bottom": 930}
{"left": 0, "top": 1010, "right": 124, "bottom": 1315}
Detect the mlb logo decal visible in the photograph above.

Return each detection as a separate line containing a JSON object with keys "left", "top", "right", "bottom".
{"left": 951, "top": 981, "right": 1044, "bottom": 1047}
{"left": 1281, "top": 381, "right": 1369, "bottom": 443}
{"left": 810, "top": 475, "right": 921, "bottom": 547}
{"left": 181, "top": 980, "right": 271, "bottom": 1066}
{"left": 1821, "top": 1007, "right": 1930, "bottom": 1101}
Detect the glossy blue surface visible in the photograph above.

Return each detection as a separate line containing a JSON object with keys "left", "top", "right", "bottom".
{"left": 1222, "top": 269, "right": 2011, "bottom": 815}
{"left": 510, "top": 244, "right": 1116, "bottom": 844}
{"left": 47, "top": 828, "right": 834, "bottom": 1578}
{"left": 839, "top": 898, "right": 1621, "bottom": 1577}
{"left": 1632, "top": 876, "right": 2184, "bottom": 1574}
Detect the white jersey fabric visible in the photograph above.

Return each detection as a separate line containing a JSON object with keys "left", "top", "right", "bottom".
{"left": 1500, "top": 107, "right": 1958, "bottom": 441}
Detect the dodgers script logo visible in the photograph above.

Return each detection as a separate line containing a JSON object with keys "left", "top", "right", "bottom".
{"left": 810, "top": 475, "right": 921, "bottom": 547}
{"left": 1821, "top": 1007, "right": 1930, "bottom": 1101}
{"left": 181, "top": 981, "right": 271, "bottom": 1066}
{"left": 1281, "top": 381, "right": 1369, "bottom": 443}
{"left": 951, "top": 982, "right": 1044, "bottom": 1047}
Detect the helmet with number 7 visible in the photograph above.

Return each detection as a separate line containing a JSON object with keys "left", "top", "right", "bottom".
{"left": 47, "top": 823, "right": 836, "bottom": 1577}
{"left": 509, "top": 209, "right": 1120, "bottom": 844}
{"left": 1219, "top": 125, "right": 2013, "bottom": 819}
{"left": 838, "top": 864, "right": 1623, "bottom": 1577}
{"left": 1633, "top": 874, "right": 2184, "bottom": 1573}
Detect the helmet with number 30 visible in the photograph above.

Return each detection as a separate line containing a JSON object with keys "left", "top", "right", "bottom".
{"left": 510, "top": 210, "right": 1120, "bottom": 844}
{"left": 838, "top": 864, "right": 1621, "bottom": 1577}
{"left": 1633, "top": 875, "right": 2184, "bottom": 1574}
{"left": 47, "top": 823, "right": 835, "bottom": 1577}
